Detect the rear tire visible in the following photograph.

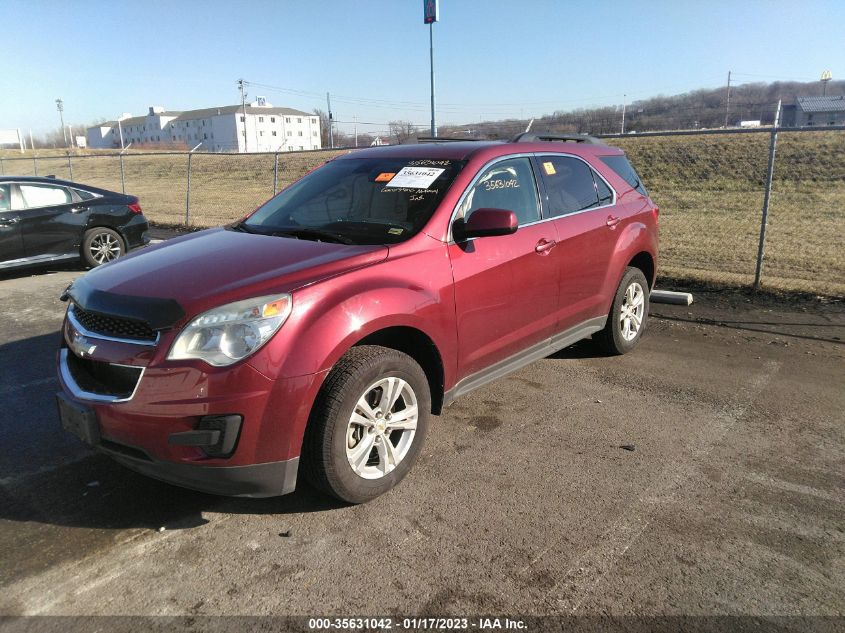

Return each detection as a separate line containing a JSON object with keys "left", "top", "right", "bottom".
{"left": 594, "top": 267, "right": 649, "bottom": 355}
{"left": 301, "top": 345, "right": 431, "bottom": 504}
{"left": 82, "top": 228, "right": 125, "bottom": 268}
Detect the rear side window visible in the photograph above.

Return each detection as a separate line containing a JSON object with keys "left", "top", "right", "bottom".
{"left": 538, "top": 156, "right": 601, "bottom": 217}
{"left": 19, "top": 184, "right": 72, "bottom": 208}
{"left": 600, "top": 155, "right": 648, "bottom": 196}
{"left": 0, "top": 184, "right": 9, "bottom": 211}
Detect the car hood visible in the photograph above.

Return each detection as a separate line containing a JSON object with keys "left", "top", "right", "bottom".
{"left": 74, "top": 227, "right": 388, "bottom": 325}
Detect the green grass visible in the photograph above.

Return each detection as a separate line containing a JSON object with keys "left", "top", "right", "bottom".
{"left": 1, "top": 133, "right": 842, "bottom": 296}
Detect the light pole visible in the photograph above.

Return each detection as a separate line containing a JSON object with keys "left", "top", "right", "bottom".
{"left": 56, "top": 99, "right": 67, "bottom": 148}
{"left": 424, "top": 0, "right": 439, "bottom": 137}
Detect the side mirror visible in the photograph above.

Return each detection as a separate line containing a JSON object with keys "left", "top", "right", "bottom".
{"left": 454, "top": 208, "right": 518, "bottom": 241}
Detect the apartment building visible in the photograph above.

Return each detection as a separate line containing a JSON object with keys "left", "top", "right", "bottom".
{"left": 87, "top": 99, "right": 321, "bottom": 152}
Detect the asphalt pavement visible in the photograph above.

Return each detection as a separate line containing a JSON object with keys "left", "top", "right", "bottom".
{"left": 0, "top": 262, "right": 842, "bottom": 626}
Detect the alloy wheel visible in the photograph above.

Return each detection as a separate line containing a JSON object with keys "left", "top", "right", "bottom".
{"left": 619, "top": 281, "right": 645, "bottom": 341}
{"left": 89, "top": 232, "right": 121, "bottom": 264}
{"left": 346, "top": 377, "right": 418, "bottom": 480}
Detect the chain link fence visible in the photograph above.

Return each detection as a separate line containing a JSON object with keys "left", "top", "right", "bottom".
{"left": 607, "top": 128, "right": 844, "bottom": 296}
{"left": 1, "top": 130, "right": 842, "bottom": 296}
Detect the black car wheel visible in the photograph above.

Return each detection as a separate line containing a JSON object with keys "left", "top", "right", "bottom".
{"left": 82, "top": 228, "right": 125, "bottom": 267}
{"left": 301, "top": 345, "right": 431, "bottom": 504}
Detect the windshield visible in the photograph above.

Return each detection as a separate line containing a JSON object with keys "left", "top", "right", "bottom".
{"left": 240, "top": 157, "right": 465, "bottom": 245}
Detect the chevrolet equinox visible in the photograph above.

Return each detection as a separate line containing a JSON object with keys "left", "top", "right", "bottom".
{"left": 56, "top": 133, "right": 658, "bottom": 503}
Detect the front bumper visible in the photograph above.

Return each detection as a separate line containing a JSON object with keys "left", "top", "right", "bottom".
{"left": 57, "top": 312, "right": 325, "bottom": 497}
{"left": 106, "top": 447, "right": 299, "bottom": 497}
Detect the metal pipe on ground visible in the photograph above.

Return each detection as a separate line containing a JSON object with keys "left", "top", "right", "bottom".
{"left": 651, "top": 290, "right": 694, "bottom": 305}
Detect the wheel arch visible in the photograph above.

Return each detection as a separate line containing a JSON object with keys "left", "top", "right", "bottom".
{"left": 352, "top": 326, "right": 446, "bottom": 415}
{"left": 627, "top": 251, "right": 655, "bottom": 289}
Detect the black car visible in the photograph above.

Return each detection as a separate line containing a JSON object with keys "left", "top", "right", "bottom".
{"left": 0, "top": 176, "right": 149, "bottom": 270}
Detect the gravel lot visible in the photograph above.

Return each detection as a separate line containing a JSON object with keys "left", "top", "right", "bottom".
{"left": 0, "top": 262, "right": 842, "bottom": 628}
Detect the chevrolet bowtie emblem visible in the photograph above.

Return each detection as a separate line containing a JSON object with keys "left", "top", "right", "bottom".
{"left": 69, "top": 327, "right": 97, "bottom": 358}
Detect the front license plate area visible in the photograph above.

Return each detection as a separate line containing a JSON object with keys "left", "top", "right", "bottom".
{"left": 56, "top": 393, "right": 100, "bottom": 446}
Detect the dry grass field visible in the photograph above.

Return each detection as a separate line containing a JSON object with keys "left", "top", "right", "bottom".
{"left": 612, "top": 131, "right": 845, "bottom": 295}
{"left": 1, "top": 132, "right": 842, "bottom": 295}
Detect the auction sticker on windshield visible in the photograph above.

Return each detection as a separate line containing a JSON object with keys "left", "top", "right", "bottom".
{"left": 385, "top": 166, "right": 445, "bottom": 189}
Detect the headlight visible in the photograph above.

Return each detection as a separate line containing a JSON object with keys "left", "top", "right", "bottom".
{"left": 167, "top": 294, "right": 292, "bottom": 366}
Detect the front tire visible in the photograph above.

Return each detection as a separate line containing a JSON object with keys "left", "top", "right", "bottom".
{"left": 594, "top": 267, "right": 649, "bottom": 355}
{"left": 301, "top": 345, "right": 431, "bottom": 504}
{"left": 82, "top": 228, "right": 125, "bottom": 267}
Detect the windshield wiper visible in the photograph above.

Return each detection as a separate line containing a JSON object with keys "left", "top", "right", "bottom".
{"left": 230, "top": 221, "right": 259, "bottom": 234}
{"left": 269, "top": 227, "right": 355, "bottom": 245}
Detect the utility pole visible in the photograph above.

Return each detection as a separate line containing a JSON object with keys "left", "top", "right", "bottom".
{"left": 353, "top": 115, "right": 358, "bottom": 148}
{"left": 621, "top": 95, "right": 627, "bottom": 134}
{"left": 238, "top": 79, "right": 248, "bottom": 152}
{"left": 326, "top": 92, "right": 334, "bottom": 149}
{"left": 118, "top": 118, "right": 125, "bottom": 149}
{"left": 56, "top": 99, "right": 67, "bottom": 147}
{"left": 29, "top": 129, "right": 35, "bottom": 151}
{"left": 753, "top": 100, "right": 782, "bottom": 290}
{"left": 424, "top": 0, "right": 439, "bottom": 137}
{"left": 724, "top": 71, "right": 732, "bottom": 128}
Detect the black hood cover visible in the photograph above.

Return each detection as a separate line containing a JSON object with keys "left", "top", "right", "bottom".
{"left": 63, "top": 276, "right": 185, "bottom": 331}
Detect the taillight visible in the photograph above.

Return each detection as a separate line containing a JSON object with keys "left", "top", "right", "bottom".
{"left": 128, "top": 202, "right": 142, "bottom": 214}
{"left": 652, "top": 206, "right": 659, "bottom": 223}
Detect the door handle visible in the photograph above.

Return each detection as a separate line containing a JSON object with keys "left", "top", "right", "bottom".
{"left": 0, "top": 216, "right": 20, "bottom": 227}
{"left": 535, "top": 238, "right": 557, "bottom": 254}
{"left": 70, "top": 206, "right": 86, "bottom": 213}
{"left": 606, "top": 215, "right": 621, "bottom": 228}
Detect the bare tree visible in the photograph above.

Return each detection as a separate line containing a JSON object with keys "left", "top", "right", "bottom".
{"left": 313, "top": 108, "right": 331, "bottom": 147}
{"left": 388, "top": 120, "right": 418, "bottom": 144}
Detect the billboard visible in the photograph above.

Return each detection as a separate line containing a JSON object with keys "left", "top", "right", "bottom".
{"left": 424, "top": 0, "right": 439, "bottom": 23}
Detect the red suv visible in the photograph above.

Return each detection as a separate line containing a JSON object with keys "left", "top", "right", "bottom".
{"left": 56, "top": 133, "right": 658, "bottom": 503}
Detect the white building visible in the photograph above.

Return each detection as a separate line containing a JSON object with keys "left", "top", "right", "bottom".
{"left": 87, "top": 100, "right": 321, "bottom": 152}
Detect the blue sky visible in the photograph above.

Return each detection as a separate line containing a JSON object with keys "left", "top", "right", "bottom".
{"left": 2, "top": 0, "right": 843, "bottom": 136}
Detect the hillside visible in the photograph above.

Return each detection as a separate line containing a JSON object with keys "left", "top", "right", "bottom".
{"left": 438, "top": 79, "right": 845, "bottom": 137}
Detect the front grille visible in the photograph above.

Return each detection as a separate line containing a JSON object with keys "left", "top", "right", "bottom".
{"left": 66, "top": 351, "right": 143, "bottom": 400}
{"left": 72, "top": 304, "right": 157, "bottom": 342}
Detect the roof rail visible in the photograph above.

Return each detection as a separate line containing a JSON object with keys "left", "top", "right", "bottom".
{"left": 414, "top": 136, "right": 485, "bottom": 143}
{"left": 510, "top": 132, "right": 604, "bottom": 145}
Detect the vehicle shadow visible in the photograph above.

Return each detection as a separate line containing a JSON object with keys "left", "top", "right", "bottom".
{"left": 546, "top": 338, "right": 603, "bottom": 360}
{"left": 652, "top": 312, "right": 844, "bottom": 345}
{"left": 0, "top": 261, "right": 82, "bottom": 282}
{"left": 0, "top": 331, "right": 345, "bottom": 538}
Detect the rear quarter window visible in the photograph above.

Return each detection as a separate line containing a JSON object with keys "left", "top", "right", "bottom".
{"left": 599, "top": 155, "right": 648, "bottom": 196}
{"left": 74, "top": 188, "right": 98, "bottom": 201}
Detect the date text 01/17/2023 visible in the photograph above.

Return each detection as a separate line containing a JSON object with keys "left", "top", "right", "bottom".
{"left": 307, "top": 616, "right": 528, "bottom": 630}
